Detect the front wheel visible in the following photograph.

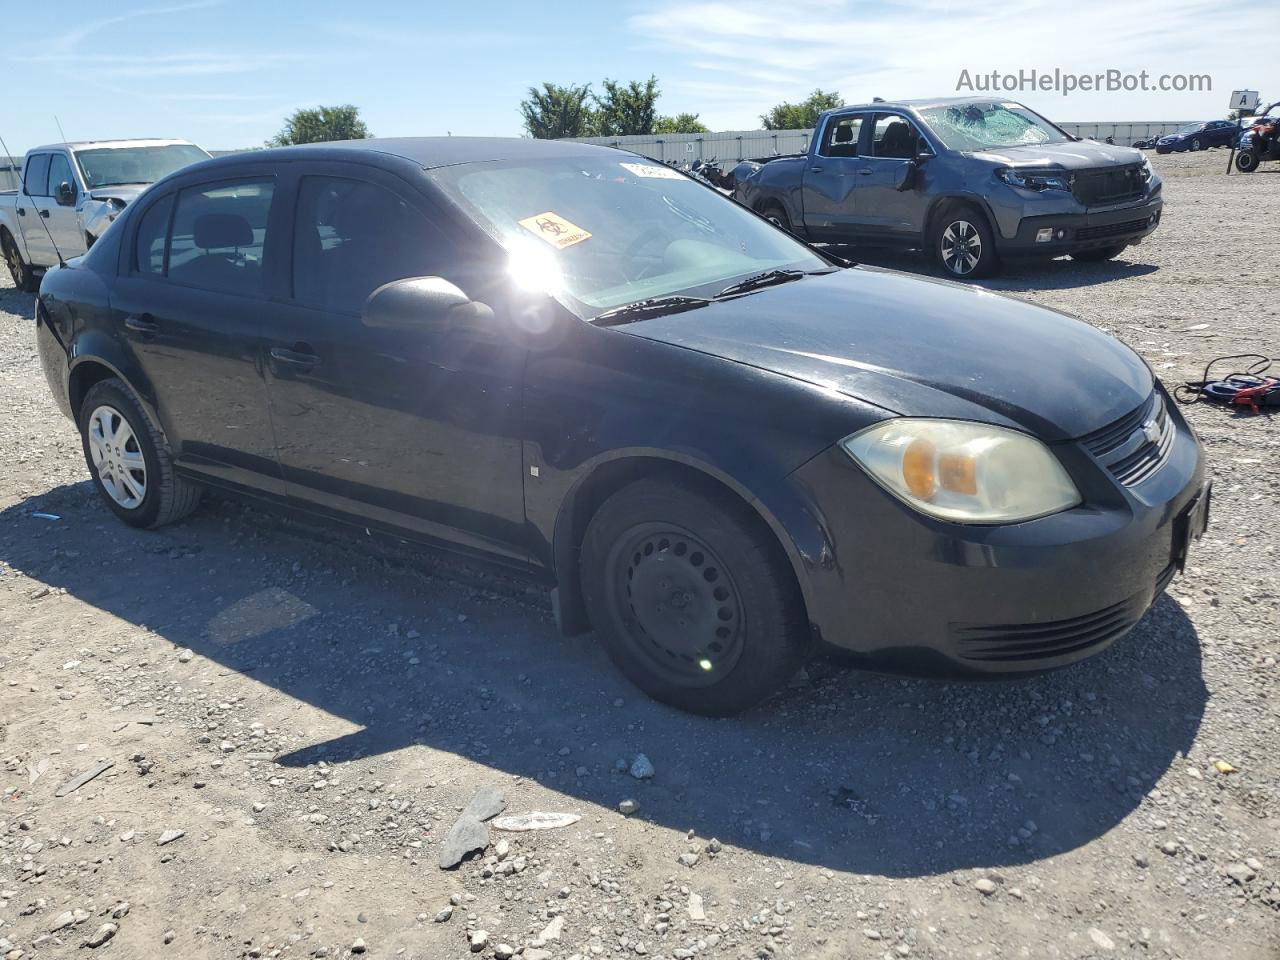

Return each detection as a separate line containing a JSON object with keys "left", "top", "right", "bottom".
{"left": 580, "top": 477, "right": 809, "bottom": 716}
{"left": 1235, "top": 149, "right": 1260, "bottom": 173}
{"left": 3, "top": 232, "right": 38, "bottom": 293}
{"left": 930, "top": 204, "right": 997, "bottom": 279}
{"left": 1071, "top": 244, "right": 1127, "bottom": 262}
{"left": 1191, "top": 137, "right": 1204, "bottom": 151}
{"left": 760, "top": 202, "right": 793, "bottom": 234}
{"left": 78, "top": 378, "right": 203, "bottom": 528}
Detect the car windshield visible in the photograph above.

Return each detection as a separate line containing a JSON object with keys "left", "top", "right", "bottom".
{"left": 916, "top": 101, "right": 1071, "bottom": 151}
{"left": 1177, "top": 123, "right": 1204, "bottom": 134}
{"left": 74, "top": 144, "right": 210, "bottom": 189}
{"left": 428, "top": 155, "right": 828, "bottom": 319}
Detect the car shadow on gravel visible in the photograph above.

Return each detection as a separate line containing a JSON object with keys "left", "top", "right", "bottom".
{"left": 1, "top": 482, "right": 1207, "bottom": 879}
{"left": 827, "top": 245, "right": 1160, "bottom": 291}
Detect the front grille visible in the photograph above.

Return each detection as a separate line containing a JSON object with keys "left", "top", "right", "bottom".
{"left": 1072, "top": 165, "right": 1146, "bottom": 206}
{"left": 1079, "top": 391, "right": 1175, "bottom": 486}
{"left": 1077, "top": 218, "right": 1150, "bottom": 241}
{"left": 952, "top": 596, "right": 1141, "bottom": 663}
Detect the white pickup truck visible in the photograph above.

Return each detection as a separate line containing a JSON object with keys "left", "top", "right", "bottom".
{"left": 1, "top": 138, "right": 209, "bottom": 291}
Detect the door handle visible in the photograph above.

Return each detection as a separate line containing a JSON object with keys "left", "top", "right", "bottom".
{"left": 39, "top": 209, "right": 50, "bottom": 218}
{"left": 124, "top": 314, "right": 159, "bottom": 335}
{"left": 810, "top": 165, "right": 823, "bottom": 172}
{"left": 16, "top": 207, "right": 25, "bottom": 216}
{"left": 270, "top": 344, "right": 320, "bottom": 369}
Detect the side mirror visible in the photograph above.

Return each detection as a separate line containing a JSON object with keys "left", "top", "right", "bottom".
{"left": 361, "top": 276, "right": 493, "bottom": 332}
{"left": 57, "top": 181, "right": 76, "bottom": 206}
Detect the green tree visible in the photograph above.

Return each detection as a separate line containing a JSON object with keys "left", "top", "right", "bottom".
{"left": 654, "top": 112, "right": 710, "bottom": 134}
{"left": 270, "top": 105, "right": 370, "bottom": 146}
{"left": 760, "top": 89, "right": 844, "bottom": 130}
{"left": 520, "top": 82, "right": 596, "bottom": 139}
{"left": 595, "top": 75, "right": 661, "bottom": 136}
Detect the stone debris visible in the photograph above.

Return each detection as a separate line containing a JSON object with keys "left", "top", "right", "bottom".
{"left": 618, "top": 798, "right": 640, "bottom": 816}
{"left": 84, "top": 923, "right": 118, "bottom": 948}
{"left": 629, "top": 754, "right": 656, "bottom": 779}
{"left": 492, "top": 811, "right": 580, "bottom": 832}
{"left": 439, "top": 787, "right": 507, "bottom": 868}
{"left": 53, "top": 760, "right": 114, "bottom": 797}
{"left": 156, "top": 829, "right": 185, "bottom": 846}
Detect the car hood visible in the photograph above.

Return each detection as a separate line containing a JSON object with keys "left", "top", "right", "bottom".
{"left": 615, "top": 267, "right": 1152, "bottom": 442}
{"left": 87, "top": 185, "right": 148, "bottom": 204}
{"left": 970, "top": 139, "right": 1144, "bottom": 169}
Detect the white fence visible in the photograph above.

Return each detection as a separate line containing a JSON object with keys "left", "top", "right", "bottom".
{"left": 565, "top": 121, "right": 1201, "bottom": 167}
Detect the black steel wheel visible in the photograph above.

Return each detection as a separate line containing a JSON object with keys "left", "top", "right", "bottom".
{"left": 581, "top": 477, "right": 809, "bottom": 715}
{"left": 3, "top": 232, "right": 37, "bottom": 293}
{"left": 1235, "top": 149, "right": 1259, "bottom": 173}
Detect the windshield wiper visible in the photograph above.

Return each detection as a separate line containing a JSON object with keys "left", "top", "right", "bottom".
{"left": 592, "top": 295, "right": 711, "bottom": 326}
{"left": 715, "top": 268, "right": 807, "bottom": 299}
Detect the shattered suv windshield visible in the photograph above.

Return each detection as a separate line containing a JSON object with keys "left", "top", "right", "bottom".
{"left": 918, "top": 101, "right": 1072, "bottom": 151}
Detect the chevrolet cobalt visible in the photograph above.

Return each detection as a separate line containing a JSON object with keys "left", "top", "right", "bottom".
{"left": 34, "top": 138, "right": 1209, "bottom": 714}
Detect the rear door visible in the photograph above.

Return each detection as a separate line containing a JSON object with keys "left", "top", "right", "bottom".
{"left": 799, "top": 112, "right": 869, "bottom": 241}
{"left": 110, "top": 171, "right": 285, "bottom": 493}
{"left": 261, "top": 164, "right": 528, "bottom": 560}
{"left": 17, "top": 153, "right": 53, "bottom": 265}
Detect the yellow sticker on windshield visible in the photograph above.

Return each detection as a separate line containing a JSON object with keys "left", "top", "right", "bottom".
{"left": 518, "top": 212, "right": 592, "bottom": 249}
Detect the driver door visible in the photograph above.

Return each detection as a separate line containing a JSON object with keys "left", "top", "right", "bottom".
{"left": 262, "top": 165, "right": 529, "bottom": 561}
{"left": 42, "top": 152, "right": 87, "bottom": 258}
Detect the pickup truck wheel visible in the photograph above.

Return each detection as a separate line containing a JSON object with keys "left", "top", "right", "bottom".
{"left": 1070, "top": 244, "right": 1127, "bottom": 262}
{"left": 580, "top": 477, "right": 809, "bottom": 716}
{"left": 3, "top": 233, "right": 38, "bottom": 293}
{"left": 760, "top": 202, "right": 793, "bottom": 234}
{"left": 931, "top": 204, "right": 997, "bottom": 279}
{"left": 78, "top": 378, "right": 202, "bottom": 529}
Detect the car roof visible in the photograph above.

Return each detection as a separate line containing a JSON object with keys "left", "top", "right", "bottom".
{"left": 818, "top": 96, "right": 1019, "bottom": 119}
{"left": 27, "top": 139, "right": 202, "bottom": 153}
{"left": 191, "top": 137, "right": 624, "bottom": 174}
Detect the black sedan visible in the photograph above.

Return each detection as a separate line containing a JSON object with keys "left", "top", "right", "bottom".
{"left": 1155, "top": 120, "right": 1241, "bottom": 153}
{"left": 34, "top": 138, "right": 1209, "bottom": 715}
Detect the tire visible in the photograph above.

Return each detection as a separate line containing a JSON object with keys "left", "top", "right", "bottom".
{"left": 930, "top": 202, "right": 997, "bottom": 279}
{"left": 580, "top": 477, "right": 809, "bottom": 716}
{"left": 2, "top": 231, "right": 38, "bottom": 293}
{"left": 1235, "top": 150, "right": 1259, "bottom": 173}
{"left": 78, "top": 378, "right": 202, "bottom": 529}
{"left": 760, "top": 202, "right": 792, "bottom": 234}
{"left": 1071, "top": 244, "right": 1127, "bottom": 262}
{"left": 1191, "top": 138, "right": 1204, "bottom": 151}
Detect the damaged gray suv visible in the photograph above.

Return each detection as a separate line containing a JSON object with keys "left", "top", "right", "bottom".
{"left": 733, "top": 97, "right": 1163, "bottom": 278}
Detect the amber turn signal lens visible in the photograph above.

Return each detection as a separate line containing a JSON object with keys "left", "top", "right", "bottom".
{"left": 901, "top": 438, "right": 937, "bottom": 499}
{"left": 938, "top": 452, "right": 978, "bottom": 495}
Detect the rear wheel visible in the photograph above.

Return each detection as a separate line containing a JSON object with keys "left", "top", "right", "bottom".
{"left": 1071, "top": 244, "right": 1127, "bottom": 262}
{"left": 1235, "top": 149, "right": 1259, "bottom": 173}
{"left": 760, "top": 202, "right": 792, "bottom": 233}
{"left": 580, "top": 477, "right": 809, "bottom": 716}
{"left": 930, "top": 203, "right": 997, "bottom": 279}
{"left": 78, "top": 378, "right": 202, "bottom": 529}
{"left": 2, "top": 232, "right": 38, "bottom": 293}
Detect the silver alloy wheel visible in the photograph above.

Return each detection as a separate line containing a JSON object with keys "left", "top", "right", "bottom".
{"left": 1191, "top": 138, "right": 1203, "bottom": 151}
{"left": 940, "top": 220, "right": 982, "bottom": 276}
{"left": 87, "top": 405, "right": 147, "bottom": 509}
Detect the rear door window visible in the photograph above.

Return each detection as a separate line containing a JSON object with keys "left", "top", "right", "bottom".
{"left": 168, "top": 179, "right": 274, "bottom": 297}
{"left": 291, "top": 175, "right": 448, "bottom": 315}
{"left": 24, "top": 154, "right": 51, "bottom": 196}
{"left": 819, "top": 115, "right": 866, "bottom": 158}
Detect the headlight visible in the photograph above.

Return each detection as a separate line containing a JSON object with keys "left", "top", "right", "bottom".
{"left": 1138, "top": 157, "right": 1154, "bottom": 183}
{"left": 996, "top": 167, "right": 1072, "bottom": 192}
{"left": 840, "top": 419, "right": 1081, "bottom": 524}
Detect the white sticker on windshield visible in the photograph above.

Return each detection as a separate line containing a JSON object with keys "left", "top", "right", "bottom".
{"left": 620, "top": 161, "right": 685, "bottom": 180}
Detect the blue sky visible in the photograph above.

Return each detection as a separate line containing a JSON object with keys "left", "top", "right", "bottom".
{"left": 7, "top": 0, "right": 1273, "bottom": 153}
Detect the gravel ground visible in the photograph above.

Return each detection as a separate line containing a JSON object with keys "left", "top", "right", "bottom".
{"left": 0, "top": 149, "right": 1276, "bottom": 960}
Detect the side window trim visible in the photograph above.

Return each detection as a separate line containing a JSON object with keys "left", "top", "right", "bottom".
{"left": 130, "top": 191, "right": 177, "bottom": 276}
{"left": 865, "top": 112, "right": 933, "bottom": 161}
{"left": 163, "top": 175, "right": 277, "bottom": 300}
{"left": 818, "top": 113, "right": 868, "bottom": 159}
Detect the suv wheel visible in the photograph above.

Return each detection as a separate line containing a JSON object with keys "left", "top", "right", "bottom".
{"left": 3, "top": 232, "right": 38, "bottom": 293}
{"left": 78, "top": 378, "right": 202, "bottom": 528}
{"left": 580, "top": 477, "right": 809, "bottom": 716}
{"left": 931, "top": 204, "right": 997, "bottom": 279}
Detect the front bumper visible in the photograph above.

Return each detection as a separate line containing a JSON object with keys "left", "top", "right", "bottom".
{"left": 785, "top": 392, "right": 1206, "bottom": 674}
{"left": 999, "top": 196, "right": 1163, "bottom": 255}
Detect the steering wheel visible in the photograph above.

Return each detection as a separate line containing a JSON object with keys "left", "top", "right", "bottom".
{"left": 623, "top": 227, "right": 671, "bottom": 281}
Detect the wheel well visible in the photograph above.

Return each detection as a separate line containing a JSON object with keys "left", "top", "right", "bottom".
{"left": 926, "top": 196, "right": 988, "bottom": 238}
{"left": 552, "top": 457, "right": 806, "bottom": 637}
{"left": 68, "top": 361, "right": 116, "bottom": 419}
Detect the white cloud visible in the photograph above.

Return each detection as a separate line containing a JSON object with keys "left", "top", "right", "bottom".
{"left": 629, "top": 0, "right": 1269, "bottom": 127}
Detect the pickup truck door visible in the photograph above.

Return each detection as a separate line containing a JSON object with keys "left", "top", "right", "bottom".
{"left": 41, "top": 151, "right": 87, "bottom": 259}
{"left": 799, "top": 113, "right": 870, "bottom": 241}
{"left": 847, "top": 113, "right": 933, "bottom": 240}
{"left": 15, "top": 153, "right": 53, "bottom": 265}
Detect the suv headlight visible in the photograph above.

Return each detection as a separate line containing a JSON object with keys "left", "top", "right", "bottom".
{"left": 840, "top": 419, "right": 1081, "bottom": 524}
{"left": 1138, "top": 157, "right": 1154, "bottom": 183}
{"left": 996, "top": 167, "right": 1072, "bottom": 192}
